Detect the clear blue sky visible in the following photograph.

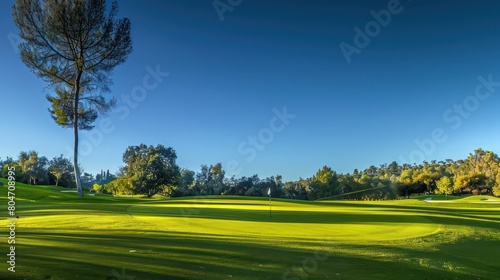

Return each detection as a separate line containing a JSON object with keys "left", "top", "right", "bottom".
{"left": 2, "top": 0, "right": 500, "bottom": 181}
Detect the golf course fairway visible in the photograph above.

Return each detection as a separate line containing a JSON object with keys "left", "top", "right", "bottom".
{"left": 1, "top": 179, "right": 499, "bottom": 279}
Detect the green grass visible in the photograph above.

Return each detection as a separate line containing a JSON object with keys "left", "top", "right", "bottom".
{"left": 411, "top": 194, "right": 463, "bottom": 201}
{"left": 1, "top": 178, "right": 499, "bottom": 280}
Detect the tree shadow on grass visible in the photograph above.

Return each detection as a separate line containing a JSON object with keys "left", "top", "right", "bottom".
{"left": 5, "top": 229, "right": 493, "bottom": 280}
{"left": 127, "top": 205, "right": 500, "bottom": 231}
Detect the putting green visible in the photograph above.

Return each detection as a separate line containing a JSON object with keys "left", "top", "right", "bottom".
{"left": 127, "top": 198, "right": 440, "bottom": 241}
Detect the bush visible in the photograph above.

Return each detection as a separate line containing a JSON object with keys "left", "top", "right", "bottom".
{"left": 2, "top": 164, "right": 23, "bottom": 180}
{"left": 93, "top": 183, "right": 103, "bottom": 193}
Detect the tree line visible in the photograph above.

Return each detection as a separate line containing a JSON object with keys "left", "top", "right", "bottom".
{"left": 4, "top": 144, "right": 500, "bottom": 200}
{"left": 3, "top": 147, "right": 500, "bottom": 200}
{"left": 0, "top": 152, "right": 114, "bottom": 189}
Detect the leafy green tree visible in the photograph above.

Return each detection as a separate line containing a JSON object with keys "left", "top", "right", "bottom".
{"left": 412, "top": 165, "right": 440, "bottom": 193}
{"left": 0, "top": 157, "right": 14, "bottom": 173}
{"left": 225, "top": 175, "right": 259, "bottom": 196}
{"left": 2, "top": 164, "right": 23, "bottom": 180}
{"left": 210, "top": 163, "right": 226, "bottom": 194}
{"left": 173, "top": 169, "right": 195, "bottom": 196}
{"left": 493, "top": 173, "right": 500, "bottom": 197}
{"left": 18, "top": 151, "right": 47, "bottom": 184}
{"left": 387, "top": 161, "right": 400, "bottom": 177}
{"left": 92, "top": 183, "right": 103, "bottom": 193}
{"left": 398, "top": 169, "right": 414, "bottom": 185}
{"left": 18, "top": 151, "right": 30, "bottom": 181}
{"left": 49, "top": 154, "right": 74, "bottom": 186}
{"left": 13, "top": 0, "right": 132, "bottom": 197}
{"left": 435, "top": 176, "right": 453, "bottom": 197}
{"left": 310, "top": 166, "right": 339, "bottom": 199}
{"left": 466, "top": 149, "right": 499, "bottom": 192}
{"left": 283, "top": 178, "right": 309, "bottom": 200}
{"left": 122, "top": 144, "right": 180, "bottom": 197}
{"left": 244, "top": 186, "right": 259, "bottom": 196}
{"left": 104, "top": 176, "right": 135, "bottom": 196}
{"left": 194, "top": 163, "right": 227, "bottom": 195}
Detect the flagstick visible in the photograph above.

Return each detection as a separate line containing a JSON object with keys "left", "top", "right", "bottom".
{"left": 268, "top": 187, "right": 272, "bottom": 219}
{"left": 269, "top": 193, "right": 272, "bottom": 218}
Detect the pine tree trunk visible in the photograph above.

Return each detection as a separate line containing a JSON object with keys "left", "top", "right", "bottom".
{"left": 74, "top": 70, "right": 83, "bottom": 198}
{"left": 74, "top": 108, "right": 83, "bottom": 197}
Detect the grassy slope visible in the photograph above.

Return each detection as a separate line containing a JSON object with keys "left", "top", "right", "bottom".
{"left": 0, "top": 179, "right": 499, "bottom": 280}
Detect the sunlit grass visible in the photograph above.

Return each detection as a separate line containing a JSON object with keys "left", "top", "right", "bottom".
{"left": 0, "top": 178, "right": 499, "bottom": 279}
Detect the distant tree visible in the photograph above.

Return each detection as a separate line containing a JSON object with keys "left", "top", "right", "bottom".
{"left": 462, "top": 149, "right": 499, "bottom": 192}
{"left": 310, "top": 166, "right": 339, "bottom": 199}
{"left": 92, "top": 183, "right": 103, "bottom": 193}
{"left": 283, "top": 179, "right": 309, "bottom": 200}
{"left": 435, "top": 176, "right": 454, "bottom": 198}
{"left": 2, "top": 164, "right": 23, "bottom": 180}
{"left": 0, "top": 157, "right": 15, "bottom": 172}
{"left": 387, "top": 161, "right": 400, "bottom": 177}
{"left": 96, "top": 169, "right": 115, "bottom": 184}
{"left": 95, "top": 171, "right": 102, "bottom": 183}
{"left": 454, "top": 173, "right": 486, "bottom": 195}
{"left": 104, "top": 176, "right": 134, "bottom": 196}
{"left": 173, "top": 169, "right": 195, "bottom": 196}
{"left": 18, "top": 151, "right": 47, "bottom": 184}
{"left": 454, "top": 174, "right": 471, "bottom": 194}
{"left": 193, "top": 163, "right": 226, "bottom": 195}
{"left": 13, "top": 0, "right": 132, "bottom": 197}
{"left": 49, "top": 154, "right": 73, "bottom": 186}
{"left": 244, "top": 186, "right": 259, "bottom": 196}
{"left": 412, "top": 165, "right": 440, "bottom": 193}
{"left": 80, "top": 172, "right": 95, "bottom": 189}
{"left": 493, "top": 173, "right": 500, "bottom": 197}
{"left": 364, "top": 165, "right": 378, "bottom": 177}
{"left": 195, "top": 165, "right": 211, "bottom": 195}
{"left": 34, "top": 156, "right": 49, "bottom": 184}
{"left": 122, "top": 144, "right": 180, "bottom": 197}
{"left": 18, "top": 151, "right": 30, "bottom": 181}
{"left": 210, "top": 163, "right": 226, "bottom": 194}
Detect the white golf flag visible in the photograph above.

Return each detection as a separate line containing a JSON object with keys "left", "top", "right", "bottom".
{"left": 268, "top": 188, "right": 271, "bottom": 196}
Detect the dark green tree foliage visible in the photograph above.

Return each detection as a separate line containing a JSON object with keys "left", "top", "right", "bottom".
{"left": 283, "top": 178, "right": 310, "bottom": 200}
{"left": 17, "top": 151, "right": 48, "bottom": 185}
{"left": 193, "top": 163, "right": 226, "bottom": 195}
{"left": 122, "top": 144, "right": 180, "bottom": 197}
{"left": 2, "top": 164, "right": 23, "bottom": 180}
{"left": 13, "top": 0, "right": 132, "bottom": 197}
{"left": 172, "top": 169, "right": 195, "bottom": 197}
{"left": 310, "top": 166, "right": 340, "bottom": 199}
{"left": 49, "top": 154, "right": 73, "bottom": 186}
{"left": 0, "top": 157, "right": 14, "bottom": 173}
{"left": 4, "top": 147, "right": 500, "bottom": 199}
{"left": 104, "top": 176, "right": 134, "bottom": 195}
{"left": 224, "top": 175, "right": 260, "bottom": 196}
